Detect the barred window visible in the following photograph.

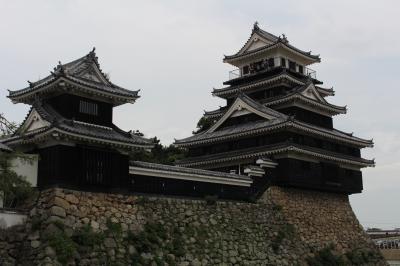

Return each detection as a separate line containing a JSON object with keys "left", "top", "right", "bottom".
{"left": 79, "top": 100, "right": 98, "bottom": 116}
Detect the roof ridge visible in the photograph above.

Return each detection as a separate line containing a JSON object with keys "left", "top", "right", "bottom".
{"left": 237, "top": 93, "right": 288, "bottom": 119}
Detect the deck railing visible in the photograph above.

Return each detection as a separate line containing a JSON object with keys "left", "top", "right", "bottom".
{"left": 228, "top": 64, "right": 317, "bottom": 81}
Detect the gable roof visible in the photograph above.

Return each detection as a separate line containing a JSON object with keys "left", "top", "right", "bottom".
{"left": 8, "top": 48, "right": 139, "bottom": 106}
{"left": 3, "top": 101, "right": 153, "bottom": 150}
{"left": 206, "top": 93, "right": 287, "bottom": 133}
{"left": 224, "top": 23, "right": 320, "bottom": 66}
{"left": 261, "top": 83, "right": 347, "bottom": 116}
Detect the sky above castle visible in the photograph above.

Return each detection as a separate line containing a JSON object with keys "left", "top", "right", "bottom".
{"left": 0, "top": 0, "right": 399, "bottom": 229}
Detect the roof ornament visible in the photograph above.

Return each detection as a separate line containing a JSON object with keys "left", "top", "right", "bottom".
{"left": 27, "top": 80, "right": 34, "bottom": 88}
{"left": 88, "top": 47, "right": 98, "bottom": 61}
{"left": 253, "top": 21, "right": 259, "bottom": 30}
{"left": 57, "top": 61, "right": 66, "bottom": 76}
{"left": 281, "top": 34, "right": 288, "bottom": 43}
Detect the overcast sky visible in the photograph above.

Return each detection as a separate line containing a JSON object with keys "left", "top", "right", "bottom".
{"left": 1, "top": 0, "right": 399, "bottom": 229}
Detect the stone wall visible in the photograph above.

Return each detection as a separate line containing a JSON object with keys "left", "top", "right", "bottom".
{"left": 0, "top": 187, "right": 387, "bottom": 265}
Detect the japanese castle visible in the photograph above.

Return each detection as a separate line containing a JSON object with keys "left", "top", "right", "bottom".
{"left": 174, "top": 23, "right": 374, "bottom": 195}
{"left": 1, "top": 24, "right": 374, "bottom": 200}
{"left": 1, "top": 48, "right": 252, "bottom": 200}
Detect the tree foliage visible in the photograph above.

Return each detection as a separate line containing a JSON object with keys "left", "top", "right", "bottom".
{"left": 0, "top": 114, "right": 33, "bottom": 209}
{"left": 0, "top": 113, "right": 18, "bottom": 136}
{"left": 130, "top": 136, "right": 186, "bottom": 165}
{"left": 192, "top": 116, "right": 215, "bottom": 134}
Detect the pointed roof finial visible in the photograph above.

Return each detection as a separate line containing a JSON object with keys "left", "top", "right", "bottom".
{"left": 90, "top": 47, "right": 96, "bottom": 56}
{"left": 281, "top": 34, "right": 288, "bottom": 43}
{"left": 57, "top": 61, "right": 66, "bottom": 75}
{"left": 253, "top": 21, "right": 259, "bottom": 30}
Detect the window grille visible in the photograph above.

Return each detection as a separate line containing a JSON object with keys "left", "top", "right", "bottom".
{"left": 79, "top": 100, "right": 98, "bottom": 116}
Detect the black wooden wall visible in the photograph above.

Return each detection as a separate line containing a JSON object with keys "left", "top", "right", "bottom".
{"left": 129, "top": 174, "right": 251, "bottom": 201}
{"left": 38, "top": 145, "right": 128, "bottom": 190}
{"left": 47, "top": 94, "right": 113, "bottom": 126}
{"left": 270, "top": 158, "right": 363, "bottom": 194}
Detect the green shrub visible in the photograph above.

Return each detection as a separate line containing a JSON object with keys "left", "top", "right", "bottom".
{"left": 272, "top": 204, "right": 283, "bottom": 212}
{"left": 52, "top": 220, "right": 65, "bottom": 230}
{"left": 345, "top": 248, "right": 383, "bottom": 265}
{"left": 272, "top": 224, "right": 295, "bottom": 252}
{"left": 72, "top": 224, "right": 104, "bottom": 247}
{"left": 106, "top": 218, "right": 122, "bottom": 238}
{"left": 30, "top": 216, "right": 42, "bottom": 231}
{"left": 48, "top": 232, "right": 76, "bottom": 265}
{"left": 306, "top": 244, "right": 345, "bottom": 266}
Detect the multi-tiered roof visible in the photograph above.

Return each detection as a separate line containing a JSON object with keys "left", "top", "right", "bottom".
{"left": 8, "top": 48, "right": 139, "bottom": 106}
{"left": 3, "top": 49, "right": 153, "bottom": 151}
{"left": 175, "top": 23, "right": 374, "bottom": 194}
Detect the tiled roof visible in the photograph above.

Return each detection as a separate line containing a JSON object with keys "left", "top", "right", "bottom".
{"left": 3, "top": 101, "right": 153, "bottom": 148}
{"left": 260, "top": 84, "right": 347, "bottom": 114}
{"left": 175, "top": 117, "right": 372, "bottom": 148}
{"left": 8, "top": 48, "right": 139, "bottom": 104}
{"left": 130, "top": 161, "right": 251, "bottom": 181}
{"left": 176, "top": 93, "right": 370, "bottom": 147}
{"left": 213, "top": 69, "right": 306, "bottom": 97}
{"left": 175, "top": 119, "right": 286, "bottom": 144}
{"left": 224, "top": 25, "right": 320, "bottom": 62}
{"left": 176, "top": 142, "right": 375, "bottom": 168}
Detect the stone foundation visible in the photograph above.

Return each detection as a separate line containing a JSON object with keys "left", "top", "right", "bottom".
{"left": 0, "top": 187, "right": 386, "bottom": 265}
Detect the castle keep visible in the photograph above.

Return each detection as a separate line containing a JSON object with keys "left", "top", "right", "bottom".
{"left": 175, "top": 23, "right": 374, "bottom": 195}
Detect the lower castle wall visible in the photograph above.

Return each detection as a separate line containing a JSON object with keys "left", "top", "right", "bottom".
{"left": 0, "top": 187, "right": 386, "bottom": 265}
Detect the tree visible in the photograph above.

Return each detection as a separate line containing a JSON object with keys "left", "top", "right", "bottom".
{"left": 130, "top": 137, "right": 187, "bottom": 165}
{"left": 192, "top": 116, "right": 215, "bottom": 134}
{"left": 0, "top": 113, "right": 18, "bottom": 136}
{"left": 0, "top": 114, "right": 33, "bottom": 209}
{"left": 0, "top": 152, "right": 33, "bottom": 208}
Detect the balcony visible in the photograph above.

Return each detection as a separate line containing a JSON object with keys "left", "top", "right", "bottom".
{"left": 228, "top": 57, "right": 317, "bottom": 81}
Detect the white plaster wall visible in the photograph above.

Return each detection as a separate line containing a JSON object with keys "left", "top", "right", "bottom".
{"left": 10, "top": 154, "right": 38, "bottom": 187}
{"left": 0, "top": 210, "right": 27, "bottom": 229}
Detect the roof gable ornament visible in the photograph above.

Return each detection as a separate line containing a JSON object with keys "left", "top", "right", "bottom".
{"left": 18, "top": 108, "right": 50, "bottom": 134}
{"left": 207, "top": 94, "right": 287, "bottom": 133}
{"left": 301, "top": 83, "right": 326, "bottom": 103}
{"left": 253, "top": 21, "right": 259, "bottom": 31}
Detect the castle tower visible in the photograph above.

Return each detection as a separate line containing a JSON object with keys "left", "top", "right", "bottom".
{"left": 2, "top": 49, "right": 153, "bottom": 189}
{"left": 174, "top": 23, "right": 374, "bottom": 194}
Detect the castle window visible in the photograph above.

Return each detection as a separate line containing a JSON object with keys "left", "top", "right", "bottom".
{"left": 289, "top": 60, "right": 296, "bottom": 71}
{"left": 268, "top": 58, "right": 275, "bottom": 67}
{"left": 280, "top": 58, "right": 286, "bottom": 67}
{"left": 79, "top": 100, "right": 98, "bottom": 116}
{"left": 243, "top": 65, "right": 249, "bottom": 75}
{"left": 298, "top": 65, "right": 304, "bottom": 74}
